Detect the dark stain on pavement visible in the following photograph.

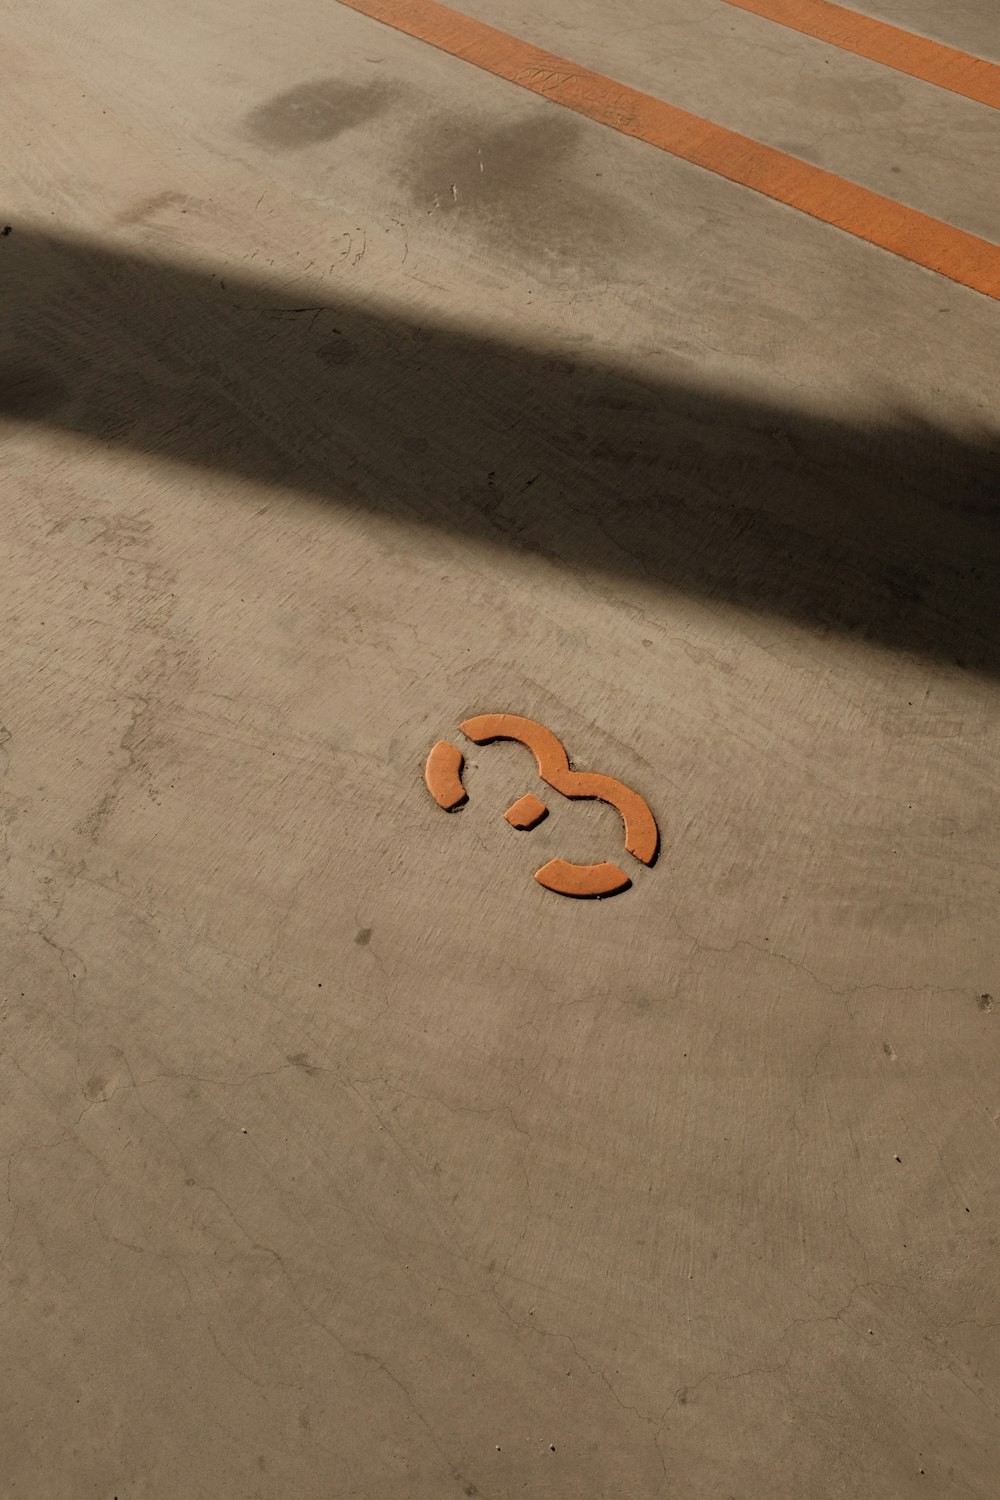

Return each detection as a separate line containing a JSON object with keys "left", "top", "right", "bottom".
{"left": 400, "top": 112, "right": 645, "bottom": 278}
{"left": 245, "top": 78, "right": 398, "bottom": 149}
{"left": 287, "top": 1051, "right": 321, "bottom": 1075}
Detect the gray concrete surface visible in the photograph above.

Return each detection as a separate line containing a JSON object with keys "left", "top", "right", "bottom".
{"left": 1, "top": 0, "right": 999, "bottom": 1495}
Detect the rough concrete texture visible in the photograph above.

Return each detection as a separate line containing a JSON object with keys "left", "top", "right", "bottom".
{"left": 1, "top": 0, "right": 999, "bottom": 1495}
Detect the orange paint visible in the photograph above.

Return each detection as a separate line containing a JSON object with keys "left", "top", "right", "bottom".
{"left": 460, "top": 714, "right": 658, "bottom": 865}
{"left": 424, "top": 713, "right": 659, "bottom": 897}
{"left": 505, "top": 792, "right": 548, "bottom": 829}
{"left": 722, "top": 0, "right": 1000, "bottom": 112}
{"left": 535, "top": 859, "right": 631, "bottom": 898}
{"left": 335, "top": 0, "right": 1000, "bottom": 301}
{"left": 424, "top": 739, "right": 467, "bottom": 810}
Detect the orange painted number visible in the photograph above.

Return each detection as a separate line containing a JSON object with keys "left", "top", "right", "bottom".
{"left": 424, "top": 713, "right": 658, "bottom": 898}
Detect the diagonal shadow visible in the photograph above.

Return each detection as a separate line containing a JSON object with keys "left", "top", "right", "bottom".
{"left": 1, "top": 228, "right": 997, "bottom": 673}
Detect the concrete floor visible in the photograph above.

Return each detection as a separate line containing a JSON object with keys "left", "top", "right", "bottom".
{"left": 2, "top": 0, "right": 999, "bottom": 1494}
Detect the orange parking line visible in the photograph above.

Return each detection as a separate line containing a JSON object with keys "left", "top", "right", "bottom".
{"left": 721, "top": 0, "right": 1000, "bottom": 111}
{"left": 335, "top": 0, "right": 1000, "bottom": 302}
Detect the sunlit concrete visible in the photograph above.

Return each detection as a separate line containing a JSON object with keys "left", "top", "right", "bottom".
{"left": 2, "top": 1, "right": 999, "bottom": 1495}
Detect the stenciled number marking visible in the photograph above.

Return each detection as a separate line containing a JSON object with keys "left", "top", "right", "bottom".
{"left": 425, "top": 713, "right": 658, "bottom": 898}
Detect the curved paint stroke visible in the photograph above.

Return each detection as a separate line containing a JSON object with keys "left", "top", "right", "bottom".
{"left": 534, "top": 858, "right": 631, "bottom": 898}
{"left": 424, "top": 739, "right": 467, "bottom": 810}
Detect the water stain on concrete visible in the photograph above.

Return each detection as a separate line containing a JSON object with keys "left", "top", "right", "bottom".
{"left": 245, "top": 78, "right": 398, "bottom": 149}
{"left": 114, "top": 191, "right": 191, "bottom": 228}
{"left": 399, "top": 111, "right": 645, "bottom": 278}
{"left": 286, "top": 1051, "right": 321, "bottom": 1075}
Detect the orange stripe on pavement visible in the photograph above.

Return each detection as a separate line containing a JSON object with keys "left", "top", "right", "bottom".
{"left": 721, "top": 0, "right": 1000, "bottom": 111}
{"left": 335, "top": 0, "right": 1000, "bottom": 302}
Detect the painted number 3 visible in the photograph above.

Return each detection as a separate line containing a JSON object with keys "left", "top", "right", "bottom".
{"left": 424, "top": 713, "right": 658, "bottom": 898}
